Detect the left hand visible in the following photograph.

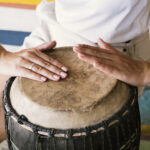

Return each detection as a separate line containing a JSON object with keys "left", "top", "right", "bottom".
{"left": 73, "top": 38, "right": 149, "bottom": 87}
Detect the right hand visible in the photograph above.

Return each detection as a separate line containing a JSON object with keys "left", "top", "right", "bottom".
{"left": 0, "top": 41, "right": 68, "bottom": 82}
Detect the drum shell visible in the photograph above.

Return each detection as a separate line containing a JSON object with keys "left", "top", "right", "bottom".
{"left": 3, "top": 77, "right": 141, "bottom": 150}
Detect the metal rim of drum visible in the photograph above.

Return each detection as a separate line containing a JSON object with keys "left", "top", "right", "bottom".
{"left": 2, "top": 77, "right": 138, "bottom": 138}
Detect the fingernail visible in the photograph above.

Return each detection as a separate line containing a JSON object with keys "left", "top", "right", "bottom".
{"left": 60, "top": 72, "right": 67, "bottom": 78}
{"left": 73, "top": 47, "right": 77, "bottom": 51}
{"left": 61, "top": 66, "right": 68, "bottom": 72}
{"left": 73, "top": 47, "right": 81, "bottom": 53}
{"left": 41, "top": 77, "right": 47, "bottom": 81}
{"left": 53, "top": 75, "right": 60, "bottom": 80}
{"left": 77, "top": 44, "right": 83, "bottom": 47}
{"left": 51, "top": 40, "right": 56, "bottom": 44}
{"left": 78, "top": 53, "right": 85, "bottom": 58}
{"left": 98, "top": 38, "right": 104, "bottom": 43}
{"left": 75, "top": 44, "right": 80, "bottom": 48}
{"left": 73, "top": 47, "right": 76, "bottom": 50}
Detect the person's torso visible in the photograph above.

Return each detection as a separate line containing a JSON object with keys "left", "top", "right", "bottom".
{"left": 55, "top": 0, "right": 150, "bottom": 43}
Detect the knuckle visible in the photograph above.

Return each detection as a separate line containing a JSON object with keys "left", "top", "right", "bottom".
{"left": 49, "top": 65, "right": 56, "bottom": 71}
{"left": 33, "top": 48, "right": 38, "bottom": 52}
{"left": 121, "top": 73, "right": 126, "bottom": 80}
{"left": 103, "top": 43, "right": 108, "bottom": 47}
{"left": 109, "top": 68, "right": 114, "bottom": 74}
{"left": 48, "top": 57, "right": 62, "bottom": 68}
{"left": 93, "top": 59, "right": 99, "bottom": 67}
{"left": 48, "top": 57, "right": 63, "bottom": 67}
{"left": 31, "top": 74, "right": 40, "bottom": 80}
{"left": 15, "top": 57, "right": 24, "bottom": 64}
{"left": 56, "top": 62, "right": 62, "bottom": 68}
{"left": 101, "top": 65, "right": 109, "bottom": 72}
{"left": 34, "top": 65, "right": 43, "bottom": 72}
{"left": 24, "top": 51, "right": 32, "bottom": 57}
{"left": 43, "top": 62, "right": 59, "bottom": 73}
{"left": 48, "top": 57, "right": 55, "bottom": 63}
{"left": 99, "top": 63, "right": 105, "bottom": 69}
{"left": 44, "top": 62, "right": 51, "bottom": 67}
{"left": 34, "top": 49, "right": 40, "bottom": 54}
{"left": 116, "top": 56, "right": 121, "bottom": 62}
{"left": 45, "top": 72, "right": 54, "bottom": 79}
{"left": 81, "top": 44, "right": 88, "bottom": 48}
{"left": 48, "top": 72, "right": 54, "bottom": 77}
{"left": 52, "top": 67, "right": 61, "bottom": 74}
{"left": 94, "top": 50, "right": 98, "bottom": 55}
{"left": 16, "top": 67, "right": 25, "bottom": 76}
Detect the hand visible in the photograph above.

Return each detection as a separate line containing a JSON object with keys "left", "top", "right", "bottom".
{"left": 0, "top": 41, "right": 68, "bottom": 82}
{"left": 73, "top": 38, "right": 149, "bottom": 87}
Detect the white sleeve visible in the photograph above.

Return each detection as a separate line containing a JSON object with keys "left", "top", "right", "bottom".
{"left": 22, "top": 0, "right": 55, "bottom": 49}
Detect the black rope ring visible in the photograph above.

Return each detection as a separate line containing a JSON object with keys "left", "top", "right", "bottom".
{"left": 48, "top": 129, "right": 55, "bottom": 138}
{"left": 67, "top": 129, "right": 72, "bottom": 138}
{"left": 17, "top": 115, "right": 28, "bottom": 125}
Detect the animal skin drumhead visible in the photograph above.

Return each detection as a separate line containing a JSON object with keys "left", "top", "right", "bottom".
{"left": 14, "top": 47, "right": 117, "bottom": 112}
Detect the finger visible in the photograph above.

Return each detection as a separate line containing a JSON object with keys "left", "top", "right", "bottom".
{"left": 35, "top": 41, "right": 56, "bottom": 51}
{"left": 98, "top": 38, "right": 120, "bottom": 55}
{"left": 74, "top": 45, "right": 121, "bottom": 62}
{"left": 23, "top": 53, "right": 67, "bottom": 79}
{"left": 98, "top": 38, "right": 123, "bottom": 55}
{"left": 34, "top": 50, "right": 68, "bottom": 72}
{"left": 16, "top": 58, "right": 61, "bottom": 81}
{"left": 29, "top": 63, "right": 61, "bottom": 81}
{"left": 74, "top": 44, "right": 99, "bottom": 52}
{"left": 78, "top": 53, "right": 125, "bottom": 80}
{"left": 16, "top": 67, "right": 47, "bottom": 82}
{"left": 74, "top": 43, "right": 113, "bottom": 55}
{"left": 97, "top": 38, "right": 114, "bottom": 50}
{"left": 77, "top": 53, "right": 114, "bottom": 67}
{"left": 74, "top": 46, "right": 116, "bottom": 61}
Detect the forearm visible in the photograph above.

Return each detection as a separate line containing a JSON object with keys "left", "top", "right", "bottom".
{"left": 0, "top": 45, "right": 9, "bottom": 63}
{"left": 0, "top": 45, "right": 9, "bottom": 57}
{"left": 144, "top": 60, "right": 150, "bottom": 86}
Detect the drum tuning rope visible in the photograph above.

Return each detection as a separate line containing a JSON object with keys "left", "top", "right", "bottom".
{"left": 48, "top": 129, "right": 56, "bottom": 150}
{"left": 83, "top": 133, "right": 86, "bottom": 150}
{"left": 66, "top": 129, "right": 75, "bottom": 150}
{"left": 115, "top": 123, "right": 120, "bottom": 149}
{"left": 17, "top": 115, "right": 28, "bottom": 124}
{"left": 100, "top": 129, "right": 105, "bottom": 150}
{"left": 32, "top": 126, "right": 42, "bottom": 150}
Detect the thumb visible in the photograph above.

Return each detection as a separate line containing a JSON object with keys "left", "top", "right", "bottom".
{"left": 35, "top": 41, "right": 56, "bottom": 51}
{"left": 98, "top": 38, "right": 114, "bottom": 51}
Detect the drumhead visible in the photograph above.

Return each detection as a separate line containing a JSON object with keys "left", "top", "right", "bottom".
{"left": 10, "top": 47, "right": 129, "bottom": 129}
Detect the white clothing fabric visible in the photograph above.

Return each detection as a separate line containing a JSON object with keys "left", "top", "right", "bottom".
{"left": 22, "top": 1, "right": 97, "bottom": 49}
{"left": 55, "top": 0, "right": 150, "bottom": 43}
{"left": 22, "top": 0, "right": 150, "bottom": 49}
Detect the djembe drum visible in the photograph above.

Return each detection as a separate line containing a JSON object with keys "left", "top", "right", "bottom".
{"left": 2, "top": 47, "right": 140, "bottom": 150}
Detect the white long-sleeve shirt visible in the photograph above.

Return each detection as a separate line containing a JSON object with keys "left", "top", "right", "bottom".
{"left": 23, "top": 0, "right": 150, "bottom": 48}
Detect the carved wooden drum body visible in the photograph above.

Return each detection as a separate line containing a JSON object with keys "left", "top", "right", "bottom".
{"left": 2, "top": 47, "right": 140, "bottom": 150}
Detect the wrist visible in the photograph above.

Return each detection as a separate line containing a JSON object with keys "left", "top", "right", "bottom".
{"left": 143, "top": 61, "right": 150, "bottom": 86}
{"left": 0, "top": 45, "right": 9, "bottom": 60}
